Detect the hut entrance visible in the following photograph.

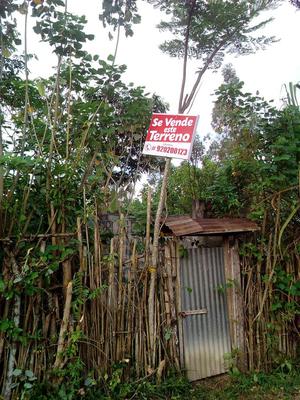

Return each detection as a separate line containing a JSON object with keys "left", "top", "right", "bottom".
{"left": 162, "top": 214, "right": 259, "bottom": 381}
{"left": 179, "top": 245, "right": 231, "bottom": 381}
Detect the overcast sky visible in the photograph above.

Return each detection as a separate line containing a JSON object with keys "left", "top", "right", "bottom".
{"left": 24, "top": 0, "right": 300, "bottom": 137}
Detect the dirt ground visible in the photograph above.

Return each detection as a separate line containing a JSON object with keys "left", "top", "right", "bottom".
{"left": 192, "top": 372, "right": 300, "bottom": 400}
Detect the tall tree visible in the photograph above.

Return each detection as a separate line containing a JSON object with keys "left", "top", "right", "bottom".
{"left": 210, "top": 71, "right": 300, "bottom": 217}
{"left": 101, "top": 0, "right": 280, "bottom": 114}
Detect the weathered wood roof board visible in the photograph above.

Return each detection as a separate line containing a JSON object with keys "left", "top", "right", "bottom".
{"left": 163, "top": 215, "right": 259, "bottom": 236}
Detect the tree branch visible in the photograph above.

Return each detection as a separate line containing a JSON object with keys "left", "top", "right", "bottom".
{"left": 178, "top": 0, "right": 196, "bottom": 113}
{"left": 182, "top": 24, "right": 244, "bottom": 113}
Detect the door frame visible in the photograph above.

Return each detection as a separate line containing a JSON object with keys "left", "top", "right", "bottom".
{"left": 176, "top": 236, "right": 246, "bottom": 379}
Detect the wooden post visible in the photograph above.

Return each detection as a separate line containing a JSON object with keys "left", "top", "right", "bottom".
{"left": 224, "top": 237, "right": 247, "bottom": 372}
{"left": 149, "top": 158, "right": 171, "bottom": 368}
{"left": 53, "top": 281, "right": 73, "bottom": 369}
{"left": 2, "top": 253, "right": 21, "bottom": 400}
{"left": 175, "top": 240, "right": 185, "bottom": 369}
{"left": 107, "top": 238, "right": 116, "bottom": 360}
{"left": 145, "top": 188, "right": 152, "bottom": 268}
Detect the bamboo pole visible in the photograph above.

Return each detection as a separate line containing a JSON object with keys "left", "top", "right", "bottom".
{"left": 2, "top": 253, "right": 21, "bottom": 400}
{"left": 126, "top": 240, "right": 137, "bottom": 357}
{"left": 145, "top": 189, "right": 152, "bottom": 268}
{"left": 62, "top": 259, "right": 72, "bottom": 299}
{"left": 50, "top": 202, "right": 57, "bottom": 246}
{"left": 53, "top": 281, "right": 73, "bottom": 369}
{"left": 116, "top": 214, "right": 125, "bottom": 360}
{"left": 107, "top": 238, "right": 116, "bottom": 362}
{"left": 149, "top": 158, "right": 171, "bottom": 368}
{"left": 77, "top": 217, "right": 83, "bottom": 271}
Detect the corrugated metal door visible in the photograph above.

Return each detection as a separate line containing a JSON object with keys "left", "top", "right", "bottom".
{"left": 180, "top": 247, "right": 231, "bottom": 381}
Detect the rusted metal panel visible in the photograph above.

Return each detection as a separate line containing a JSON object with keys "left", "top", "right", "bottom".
{"left": 165, "top": 216, "right": 203, "bottom": 236}
{"left": 164, "top": 216, "right": 259, "bottom": 237}
{"left": 179, "top": 247, "right": 231, "bottom": 381}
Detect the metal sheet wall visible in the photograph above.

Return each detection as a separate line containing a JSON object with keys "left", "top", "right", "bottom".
{"left": 180, "top": 247, "right": 231, "bottom": 381}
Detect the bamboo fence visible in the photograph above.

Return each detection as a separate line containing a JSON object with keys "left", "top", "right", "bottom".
{"left": 242, "top": 193, "right": 300, "bottom": 371}
{"left": 0, "top": 194, "right": 299, "bottom": 398}
{"left": 0, "top": 213, "right": 181, "bottom": 398}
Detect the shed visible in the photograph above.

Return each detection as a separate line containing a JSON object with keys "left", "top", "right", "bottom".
{"left": 162, "top": 214, "right": 259, "bottom": 381}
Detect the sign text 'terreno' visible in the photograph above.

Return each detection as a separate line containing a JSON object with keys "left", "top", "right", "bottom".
{"left": 142, "top": 113, "right": 199, "bottom": 160}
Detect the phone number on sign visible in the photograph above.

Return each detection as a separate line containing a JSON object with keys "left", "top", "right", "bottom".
{"left": 156, "top": 145, "right": 187, "bottom": 156}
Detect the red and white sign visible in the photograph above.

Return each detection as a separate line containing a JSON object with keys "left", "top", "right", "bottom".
{"left": 142, "top": 113, "right": 199, "bottom": 160}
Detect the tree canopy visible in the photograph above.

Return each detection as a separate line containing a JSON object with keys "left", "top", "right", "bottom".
{"left": 0, "top": 0, "right": 170, "bottom": 242}
{"left": 130, "top": 68, "right": 300, "bottom": 227}
{"left": 101, "top": 0, "right": 280, "bottom": 113}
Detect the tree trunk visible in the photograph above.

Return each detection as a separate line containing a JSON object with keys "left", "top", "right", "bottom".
{"left": 148, "top": 158, "right": 171, "bottom": 367}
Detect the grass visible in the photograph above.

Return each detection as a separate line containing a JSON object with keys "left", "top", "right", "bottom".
{"left": 191, "top": 368, "right": 300, "bottom": 400}
{"left": 25, "top": 364, "right": 300, "bottom": 399}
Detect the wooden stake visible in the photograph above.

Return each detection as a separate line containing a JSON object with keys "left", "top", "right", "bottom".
{"left": 2, "top": 253, "right": 21, "bottom": 400}
{"left": 145, "top": 189, "right": 152, "bottom": 268}
{"left": 149, "top": 158, "right": 171, "bottom": 367}
{"left": 53, "top": 281, "right": 73, "bottom": 369}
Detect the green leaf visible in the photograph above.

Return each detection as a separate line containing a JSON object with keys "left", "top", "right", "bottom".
{"left": 164, "top": 329, "right": 172, "bottom": 341}
{"left": 13, "top": 276, "right": 23, "bottom": 284}
{"left": 0, "top": 279, "right": 5, "bottom": 293}
{"left": 0, "top": 320, "right": 12, "bottom": 332}
{"left": 25, "top": 370, "right": 34, "bottom": 379}
{"left": 84, "top": 377, "right": 96, "bottom": 387}
{"left": 86, "top": 34, "right": 95, "bottom": 41}
{"left": 2, "top": 48, "right": 11, "bottom": 58}
{"left": 36, "top": 80, "right": 45, "bottom": 97}
{"left": 13, "top": 369, "right": 23, "bottom": 377}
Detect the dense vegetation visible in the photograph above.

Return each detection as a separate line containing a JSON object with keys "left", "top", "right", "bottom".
{"left": 0, "top": 0, "right": 299, "bottom": 399}
{"left": 131, "top": 67, "right": 300, "bottom": 222}
{"left": 13, "top": 365, "right": 300, "bottom": 399}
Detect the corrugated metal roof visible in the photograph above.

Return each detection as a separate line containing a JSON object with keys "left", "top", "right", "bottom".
{"left": 163, "top": 215, "right": 259, "bottom": 236}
